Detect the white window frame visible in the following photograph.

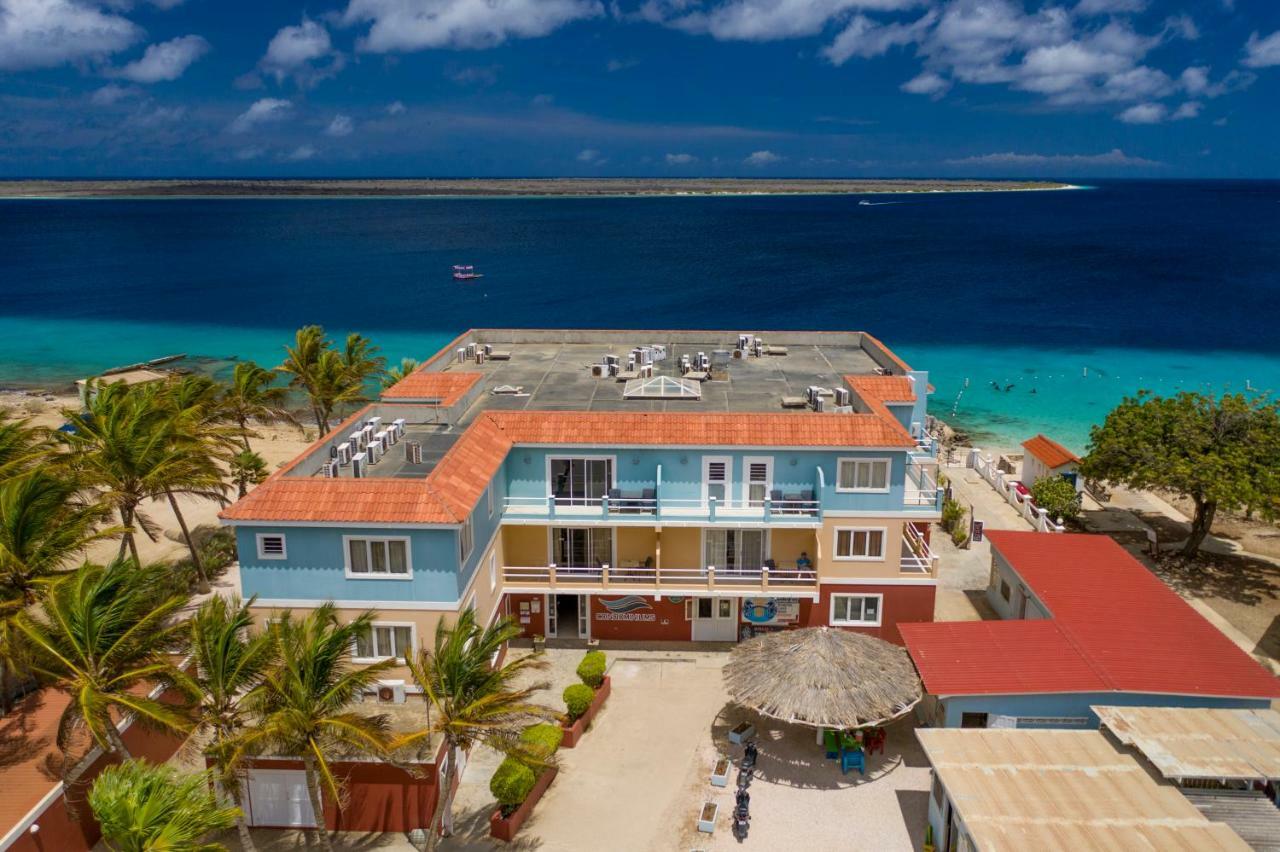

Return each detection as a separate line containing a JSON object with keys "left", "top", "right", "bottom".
{"left": 700, "top": 528, "right": 770, "bottom": 571}
{"left": 545, "top": 455, "right": 617, "bottom": 504}
{"left": 835, "top": 457, "right": 892, "bottom": 493}
{"left": 488, "top": 551, "right": 498, "bottom": 592}
{"left": 459, "top": 516, "right": 474, "bottom": 564}
{"left": 742, "top": 456, "right": 774, "bottom": 508}
{"left": 485, "top": 483, "right": 495, "bottom": 518}
{"left": 832, "top": 526, "right": 888, "bottom": 561}
{"left": 702, "top": 455, "right": 732, "bottom": 505}
{"left": 829, "top": 593, "right": 883, "bottom": 627}
{"left": 352, "top": 621, "right": 416, "bottom": 663}
{"left": 343, "top": 535, "right": 414, "bottom": 580}
{"left": 256, "top": 533, "right": 287, "bottom": 560}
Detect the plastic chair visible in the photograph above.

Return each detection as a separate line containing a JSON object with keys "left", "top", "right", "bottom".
{"left": 841, "top": 749, "right": 865, "bottom": 775}
{"left": 823, "top": 730, "right": 839, "bottom": 759}
{"left": 839, "top": 732, "right": 860, "bottom": 752}
{"left": 865, "top": 729, "right": 886, "bottom": 756}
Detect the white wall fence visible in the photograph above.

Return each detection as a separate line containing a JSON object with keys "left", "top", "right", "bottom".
{"left": 968, "top": 450, "right": 1066, "bottom": 534}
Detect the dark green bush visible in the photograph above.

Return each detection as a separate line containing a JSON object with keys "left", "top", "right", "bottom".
{"left": 563, "top": 683, "right": 594, "bottom": 721}
{"left": 521, "top": 723, "right": 564, "bottom": 759}
{"left": 490, "top": 758, "right": 536, "bottom": 814}
{"left": 576, "top": 650, "right": 606, "bottom": 688}
{"left": 1030, "top": 476, "right": 1081, "bottom": 523}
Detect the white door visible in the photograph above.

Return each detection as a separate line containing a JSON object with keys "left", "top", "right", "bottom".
{"left": 546, "top": 594, "right": 557, "bottom": 638}
{"left": 577, "top": 594, "right": 590, "bottom": 638}
{"left": 689, "top": 597, "right": 739, "bottom": 641}
{"left": 246, "top": 769, "right": 317, "bottom": 828}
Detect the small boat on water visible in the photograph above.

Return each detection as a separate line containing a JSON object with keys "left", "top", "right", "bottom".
{"left": 452, "top": 265, "right": 484, "bottom": 281}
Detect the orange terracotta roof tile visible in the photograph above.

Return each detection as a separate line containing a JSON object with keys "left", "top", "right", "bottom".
{"left": 219, "top": 478, "right": 458, "bottom": 524}
{"left": 1022, "top": 433, "right": 1080, "bottom": 468}
{"left": 379, "top": 371, "right": 482, "bottom": 405}
{"left": 847, "top": 375, "right": 917, "bottom": 403}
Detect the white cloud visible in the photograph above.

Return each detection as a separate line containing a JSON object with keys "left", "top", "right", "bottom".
{"left": 0, "top": 0, "right": 142, "bottom": 70}
{"left": 1170, "top": 101, "right": 1200, "bottom": 120}
{"left": 640, "top": 0, "right": 922, "bottom": 43}
{"left": 824, "top": 11, "right": 934, "bottom": 66}
{"left": 946, "top": 148, "right": 1159, "bottom": 167}
{"left": 901, "top": 71, "right": 950, "bottom": 96}
{"left": 1117, "top": 102, "right": 1166, "bottom": 123}
{"left": 1162, "top": 14, "right": 1198, "bottom": 42}
{"left": 116, "top": 34, "right": 209, "bottom": 83}
{"left": 1242, "top": 30, "right": 1280, "bottom": 69}
{"left": 90, "top": 82, "right": 135, "bottom": 104}
{"left": 665, "top": 152, "right": 697, "bottom": 164}
{"left": 386, "top": 100, "right": 407, "bottom": 114}
{"left": 744, "top": 149, "right": 781, "bottom": 165}
{"left": 261, "top": 19, "right": 343, "bottom": 88}
{"left": 1074, "top": 0, "right": 1146, "bottom": 13}
{"left": 281, "top": 144, "right": 317, "bottom": 161}
{"left": 325, "top": 114, "right": 354, "bottom": 137}
{"left": 342, "top": 0, "right": 605, "bottom": 52}
{"left": 606, "top": 57, "right": 638, "bottom": 72}
{"left": 229, "top": 97, "right": 292, "bottom": 134}
{"left": 577, "top": 148, "right": 604, "bottom": 163}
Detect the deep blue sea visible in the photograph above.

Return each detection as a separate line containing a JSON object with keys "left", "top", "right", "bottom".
{"left": 2, "top": 180, "right": 1278, "bottom": 451}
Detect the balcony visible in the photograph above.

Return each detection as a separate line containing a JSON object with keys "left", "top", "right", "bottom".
{"left": 900, "top": 524, "right": 938, "bottom": 575}
{"left": 501, "top": 563, "right": 819, "bottom": 596}
{"left": 905, "top": 463, "right": 944, "bottom": 512}
{"left": 502, "top": 493, "right": 822, "bottom": 525}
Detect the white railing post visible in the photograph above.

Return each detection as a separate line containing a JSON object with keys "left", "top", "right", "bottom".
{"left": 601, "top": 563, "right": 610, "bottom": 589}
{"left": 547, "top": 492, "right": 556, "bottom": 519}
{"left": 709, "top": 496, "right": 717, "bottom": 522}
{"left": 548, "top": 563, "right": 557, "bottom": 588}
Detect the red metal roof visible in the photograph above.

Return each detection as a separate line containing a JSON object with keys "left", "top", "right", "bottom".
{"left": 1021, "top": 433, "right": 1080, "bottom": 468}
{"left": 902, "top": 531, "right": 1280, "bottom": 700}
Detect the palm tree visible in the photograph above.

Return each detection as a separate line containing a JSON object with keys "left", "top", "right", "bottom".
{"left": 339, "top": 333, "right": 387, "bottom": 387}
{"left": 221, "top": 361, "right": 299, "bottom": 452}
{"left": 15, "top": 560, "right": 193, "bottom": 779}
{"left": 0, "top": 412, "right": 49, "bottom": 482}
{"left": 240, "top": 605, "right": 395, "bottom": 852}
{"left": 306, "top": 350, "right": 367, "bottom": 435}
{"left": 182, "top": 596, "right": 277, "bottom": 852}
{"left": 278, "top": 327, "right": 385, "bottom": 435}
{"left": 57, "top": 383, "right": 227, "bottom": 573}
{"left": 229, "top": 449, "right": 269, "bottom": 499}
{"left": 398, "top": 609, "right": 552, "bottom": 839}
{"left": 381, "top": 358, "right": 420, "bottom": 390}
{"left": 277, "top": 325, "right": 331, "bottom": 435}
{"left": 89, "top": 760, "right": 240, "bottom": 852}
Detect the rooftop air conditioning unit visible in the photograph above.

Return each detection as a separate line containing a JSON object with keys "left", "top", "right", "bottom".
{"left": 483, "top": 343, "right": 493, "bottom": 355}
{"left": 650, "top": 344, "right": 667, "bottom": 361}
{"left": 753, "top": 341, "right": 765, "bottom": 357}
{"left": 321, "top": 460, "right": 338, "bottom": 478}
{"left": 465, "top": 343, "right": 477, "bottom": 360}
{"left": 406, "top": 441, "right": 423, "bottom": 464}
{"left": 807, "top": 386, "right": 822, "bottom": 405}
{"left": 348, "top": 430, "right": 363, "bottom": 451}
{"left": 367, "top": 441, "right": 381, "bottom": 464}
{"left": 814, "top": 397, "right": 826, "bottom": 413}
{"left": 376, "top": 680, "right": 406, "bottom": 704}
{"left": 590, "top": 364, "right": 606, "bottom": 377}
{"left": 455, "top": 347, "right": 466, "bottom": 363}
{"left": 360, "top": 425, "right": 375, "bottom": 447}
{"left": 367, "top": 416, "right": 382, "bottom": 431}
{"left": 336, "top": 442, "right": 352, "bottom": 465}
{"left": 391, "top": 418, "right": 406, "bottom": 440}
{"left": 352, "top": 453, "right": 367, "bottom": 479}
{"left": 605, "top": 354, "right": 620, "bottom": 366}
{"left": 834, "top": 388, "right": 851, "bottom": 406}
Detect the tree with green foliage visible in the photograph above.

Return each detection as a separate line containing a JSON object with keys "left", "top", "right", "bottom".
{"left": 1029, "top": 475, "right": 1081, "bottom": 524}
{"left": 0, "top": 412, "right": 49, "bottom": 482}
{"left": 16, "top": 560, "right": 193, "bottom": 779}
{"left": 230, "top": 449, "right": 269, "bottom": 499}
{"left": 220, "top": 361, "right": 299, "bottom": 452}
{"left": 181, "top": 595, "right": 278, "bottom": 852}
{"left": 278, "top": 326, "right": 383, "bottom": 435}
{"left": 238, "top": 605, "right": 394, "bottom": 852}
{"left": 382, "top": 358, "right": 420, "bottom": 390}
{"left": 1082, "top": 391, "right": 1280, "bottom": 556}
{"left": 89, "top": 760, "right": 239, "bottom": 852}
{"left": 399, "top": 609, "right": 551, "bottom": 840}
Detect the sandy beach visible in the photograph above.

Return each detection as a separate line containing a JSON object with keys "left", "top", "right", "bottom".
{"left": 1, "top": 389, "right": 314, "bottom": 566}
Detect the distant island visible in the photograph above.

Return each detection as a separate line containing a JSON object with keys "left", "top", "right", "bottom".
{"left": 0, "top": 178, "right": 1075, "bottom": 198}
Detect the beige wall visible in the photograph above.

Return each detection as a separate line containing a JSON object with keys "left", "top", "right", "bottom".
{"left": 770, "top": 528, "right": 816, "bottom": 568}
{"left": 503, "top": 525, "right": 548, "bottom": 566}
{"left": 817, "top": 517, "right": 906, "bottom": 579}
{"left": 660, "top": 527, "right": 701, "bottom": 568}
{"left": 617, "top": 527, "right": 658, "bottom": 567}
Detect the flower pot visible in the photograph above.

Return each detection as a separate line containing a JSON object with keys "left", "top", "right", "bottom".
{"left": 729, "top": 722, "right": 755, "bottom": 745}
{"left": 697, "top": 801, "right": 718, "bottom": 834}
{"left": 710, "top": 757, "right": 731, "bottom": 787}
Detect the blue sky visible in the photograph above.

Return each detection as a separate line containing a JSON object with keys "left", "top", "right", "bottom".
{"left": 1, "top": 0, "right": 1278, "bottom": 177}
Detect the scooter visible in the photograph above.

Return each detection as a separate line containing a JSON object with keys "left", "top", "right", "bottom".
{"left": 732, "top": 787, "right": 750, "bottom": 841}
{"left": 742, "top": 740, "right": 759, "bottom": 769}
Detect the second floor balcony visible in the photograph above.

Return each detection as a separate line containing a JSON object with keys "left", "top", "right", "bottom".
{"left": 504, "top": 491, "right": 824, "bottom": 525}
{"left": 501, "top": 563, "right": 820, "bottom": 596}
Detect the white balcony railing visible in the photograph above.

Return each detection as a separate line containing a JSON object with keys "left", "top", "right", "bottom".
{"left": 900, "top": 525, "right": 937, "bottom": 575}
{"left": 501, "top": 564, "right": 818, "bottom": 591}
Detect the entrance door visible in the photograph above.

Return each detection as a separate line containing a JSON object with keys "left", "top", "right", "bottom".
{"left": 689, "top": 597, "right": 739, "bottom": 641}
{"left": 546, "top": 594, "right": 557, "bottom": 638}
{"left": 553, "top": 594, "right": 589, "bottom": 639}
{"left": 245, "top": 769, "right": 317, "bottom": 828}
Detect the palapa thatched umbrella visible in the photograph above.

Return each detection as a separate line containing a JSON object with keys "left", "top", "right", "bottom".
{"left": 723, "top": 627, "right": 922, "bottom": 729}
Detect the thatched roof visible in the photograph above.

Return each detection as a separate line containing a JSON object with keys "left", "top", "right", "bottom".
{"left": 723, "top": 628, "right": 922, "bottom": 729}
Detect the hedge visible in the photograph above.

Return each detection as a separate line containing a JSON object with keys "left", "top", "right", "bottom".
{"left": 576, "top": 650, "right": 607, "bottom": 688}
{"left": 563, "top": 683, "right": 595, "bottom": 721}
{"left": 489, "top": 758, "right": 536, "bottom": 813}
{"left": 521, "top": 723, "right": 564, "bottom": 760}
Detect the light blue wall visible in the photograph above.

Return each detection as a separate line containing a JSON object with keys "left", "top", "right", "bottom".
{"left": 455, "top": 460, "right": 507, "bottom": 596}
{"left": 986, "top": 550, "right": 1051, "bottom": 620}
{"left": 237, "top": 525, "right": 462, "bottom": 603}
{"left": 937, "top": 692, "right": 1272, "bottom": 728}
{"left": 505, "top": 447, "right": 918, "bottom": 512}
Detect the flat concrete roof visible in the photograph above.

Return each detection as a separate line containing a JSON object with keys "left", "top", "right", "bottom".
{"left": 288, "top": 330, "right": 910, "bottom": 481}
{"left": 918, "top": 727, "right": 1251, "bottom": 851}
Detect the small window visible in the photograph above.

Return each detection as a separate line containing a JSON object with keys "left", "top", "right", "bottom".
{"left": 489, "top": 551, "right": 498, "bottom": 592}
{"left": 459, "top": 516, "right": 474, "bottom": 563}
{"left": 345, "top": 537, "right": 412, "bottom": 578}
{"left": 354, "top": 624, "right": 413, "bottom": 662}
{"left": 836, "top": 458, "right": 890, "bottom": 492}
{"left": 830, "top": 594, "right": 882, "bottom": 627}
{"left": 834, "top": 528, "right": 886, "bottom": 560}
{"left": 717, "top": 598, "right": 733, "bottom": 619}
{"left": 256, "top": 534, "right": 286, "bottom": 560}
{"left": 486, "top": 484, "right": 495, "bottom": 518}
{"left": 1000, "top": 580, "right": 1011, "bottom": 602}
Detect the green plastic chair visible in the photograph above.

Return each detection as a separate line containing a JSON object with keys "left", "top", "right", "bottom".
{"left": 823, "top": 730, "right": 839, "bottom": 759}
{"left": 839, "top": 732, "right": 861, "bottom": 752}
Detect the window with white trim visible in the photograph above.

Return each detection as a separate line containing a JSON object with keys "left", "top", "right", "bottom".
{"left": 703, "top": 456, "right": 730, "bottom": 504}
{"left": 744, "top": 457, "right": 773, "bottom": 507}
{"left": 833, "top": 527, "right": 886, "bottom": 560}
{"left": 256, "top": 534, "right": 287, "bottom": 560}
{"left": 489, "top": 551, "right": 498, "bottom": 592}
{"left": 830, "top": 594, "right": 882, "bottom": 627}
{"left": 836, "top": 458, "right": 890, "bottom": 492}
{"left": 354, "top": 624, "right": 413, "bottom": 662}
{"left": 459, "top": 516, "right": 474, "bottom": 563}
{"left": 486, "top": 483, "right": 495, "bottom": 518}
{"left": 345, "top": 537, "right": 411, "bottom": 578}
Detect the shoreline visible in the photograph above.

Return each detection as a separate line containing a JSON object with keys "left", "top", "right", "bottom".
{"left": 0, "top": 178, "right": 1077, "bottom": 200}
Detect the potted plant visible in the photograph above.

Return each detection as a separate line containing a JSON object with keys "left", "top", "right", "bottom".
{"left": 532, "top": 634, "right": 546, "bottom": 653}
{"left": 697, "top": 801, "right": 719, "bottom": 833}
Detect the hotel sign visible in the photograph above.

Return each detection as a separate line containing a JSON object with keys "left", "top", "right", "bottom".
{"left": 596, "top": 596, "right": 657, "bottom": 622}
{"left": 741, "top": 597, "right": 801, "bottom": 625}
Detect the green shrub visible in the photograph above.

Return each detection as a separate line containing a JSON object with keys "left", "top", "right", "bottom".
{"left": 1030, "top": 476, "right": 1081, "bottom": 523}
{"left": 563, "top": 683, "right": 595, "bottom": 721}
{"left": 940, "top": 497, "right": 966, "bottom": 533}
{"left": 950, "top": 525, "right": 970, "bottom": 548}
{"left": 576, "top": 650, "right": 606, "bottom": 688}
{"left": 490, "top": 758, "right": 536, "bottom": 814}
{"left": 521, "top": 723, "right": 564, "bottom": 760}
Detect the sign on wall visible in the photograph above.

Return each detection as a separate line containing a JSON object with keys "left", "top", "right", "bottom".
{"left": 740, "top": 597, "right": 801, "bottom": 625}
{"left": 596, "top": 596, "right": 656, "bottom": 622}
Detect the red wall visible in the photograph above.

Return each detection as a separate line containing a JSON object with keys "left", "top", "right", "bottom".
{"left": 793, "top": 583, "right": 936, "bottom": 645}
{"left": 589, "top": 596, "right": 692, "bottom": 641}
{"left": 508, "top": 593, "right": 547, "bottom": 639}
